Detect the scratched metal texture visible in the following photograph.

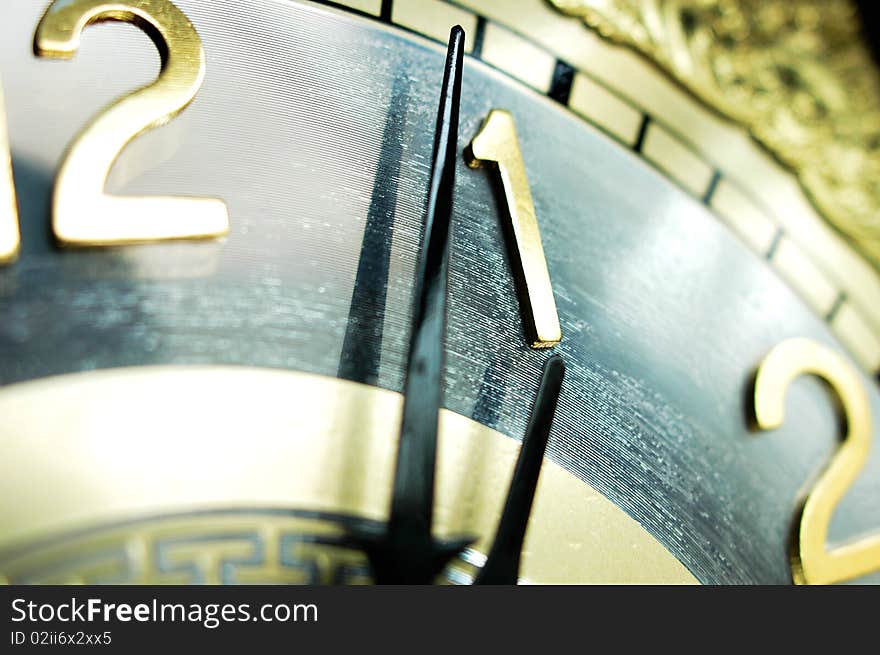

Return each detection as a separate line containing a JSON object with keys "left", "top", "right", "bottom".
{"left": 0, "top": 0, "right": 877, "bottom": 584}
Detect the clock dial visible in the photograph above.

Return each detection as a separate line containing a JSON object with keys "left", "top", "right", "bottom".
{"left": 0, "top": 0, "right": 877, "bottom": 585}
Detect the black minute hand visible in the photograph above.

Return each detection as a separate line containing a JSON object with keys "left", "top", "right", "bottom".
{"left": 475, "top": 355, "right": 566, "bottom": 584}
{"left": 351, "top": 26, "right": 472, "bottom": 584}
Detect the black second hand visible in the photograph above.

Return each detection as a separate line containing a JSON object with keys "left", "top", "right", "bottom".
{"left": 475, "top": 355, "right": 566, "bottom": 584}
{"left": 352, "top": 26, "right": 472, "bottom": 584}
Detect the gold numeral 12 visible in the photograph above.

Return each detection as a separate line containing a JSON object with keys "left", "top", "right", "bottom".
{"left": 0, "top": 77, "right": 20, "bottom": 264}
{"left": 466, "top": 109, "right": 561, "bottom": 348}
{"left": 754, "top": 338, "right": 880, "bottom": 584}
{"left": 34, "top": 0, "right": 229, "bottom": 246}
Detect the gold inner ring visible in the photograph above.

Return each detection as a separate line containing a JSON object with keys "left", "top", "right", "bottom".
{"left": 0, "top": 366, "right": 696, "bottom": 584}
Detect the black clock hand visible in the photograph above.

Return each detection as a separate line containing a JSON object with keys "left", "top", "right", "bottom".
{"left": 351, "top": 25, "right": 472, "bottom": 584}
{"left": 474, "top": 354, "right": 566, "bottom": 584}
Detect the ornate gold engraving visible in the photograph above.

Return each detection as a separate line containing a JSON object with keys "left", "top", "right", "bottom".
{"left": 754, "top": 338, "right": 880, "bottom": 584}
{"left": 549, "top": 0, "right": 880, "bottom": 268}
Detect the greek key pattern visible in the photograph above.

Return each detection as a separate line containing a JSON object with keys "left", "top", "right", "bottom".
{"left": 0, "top": 509, "right": 480, "bottom": 585}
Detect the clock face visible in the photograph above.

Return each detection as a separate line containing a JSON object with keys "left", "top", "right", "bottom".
{"left": 0, "top": 0, "right": 878, "bottom": 585}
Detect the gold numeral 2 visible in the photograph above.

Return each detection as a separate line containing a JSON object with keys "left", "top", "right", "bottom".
{"left": 753, "top": 337, "right": 880, "bottom": 584}
{"left": 0, "top": 77, "right": 20, "bottom": 264}
{"left": 34, "top": 0, "right": 229, "bottom": 246}
{"left": 466, "top": 109, "right": 561, "bottom": 348}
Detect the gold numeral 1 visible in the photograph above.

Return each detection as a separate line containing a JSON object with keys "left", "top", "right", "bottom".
{"left": 34, "top": 0, "right": 229, "bottom": 246}
{"left": 0, "top": 77, "right": 20, "bottom": 264}
{"left": 753, "top": 338, "right": 880, "bottom": 584}
{"left": 466, "top": 109, "right": 561, "bottom": 348}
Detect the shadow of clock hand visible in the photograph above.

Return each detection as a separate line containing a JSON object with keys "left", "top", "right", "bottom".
{"left": 475, "top": 355, "right": 566, "bottom": 585}
{"left": 349, "top": 26, "right": 473, "bottom": 584}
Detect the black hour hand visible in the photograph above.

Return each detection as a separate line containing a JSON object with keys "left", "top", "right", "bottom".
{"left": 475, "top": 354, "right": 566, "bottom": 585}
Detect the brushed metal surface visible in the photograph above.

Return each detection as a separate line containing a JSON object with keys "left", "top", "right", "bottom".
{"left": 0, "top": 0, "right": 877, "bottom": 583}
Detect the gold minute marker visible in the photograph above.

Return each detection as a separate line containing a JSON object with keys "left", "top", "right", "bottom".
{"left": 0, "top": 77, "right": 20, "bottom": 265}
{"left": 466, "top": 109, "right": 562, "bottom": 349}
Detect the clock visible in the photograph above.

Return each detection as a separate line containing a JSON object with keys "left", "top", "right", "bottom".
{"left": 0, "top": 0, "right": 878, "bottom": 585}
